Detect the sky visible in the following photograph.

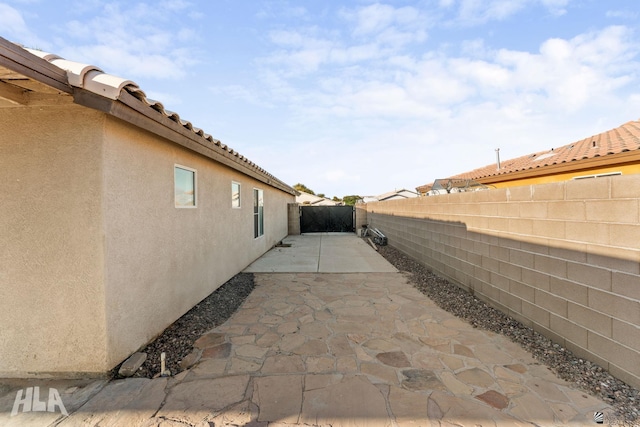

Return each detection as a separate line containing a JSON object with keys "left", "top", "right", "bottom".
{"left": 2, "top": 0, "right": 640, "bottom": 198}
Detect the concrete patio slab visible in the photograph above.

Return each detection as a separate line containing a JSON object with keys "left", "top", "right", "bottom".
{"left": 244, "top": 233, "right": 398, "bottom": 273}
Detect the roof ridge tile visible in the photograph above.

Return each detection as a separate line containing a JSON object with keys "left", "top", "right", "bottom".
{"left": 16, "top": 45, "right": 294, "bottom": 194}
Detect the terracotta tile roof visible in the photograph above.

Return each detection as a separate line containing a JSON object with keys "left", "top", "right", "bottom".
{"left": 415, "top": 183, "right": 433, "bottom": 194}
{"left": 448, "top": 119, "right": 640, "bottom": 181}
{"left": 13, "top": 45, "right": 292, "bottom": 193}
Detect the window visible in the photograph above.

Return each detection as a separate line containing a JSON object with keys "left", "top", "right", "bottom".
{"left": 253, "top": 188, "right": 264, "bottom": 238}
{"left": 174, "top": 165, "right": 196, "bottom": 208}
{"left": 232, "top": 181, "right": 241, "bottom": 208}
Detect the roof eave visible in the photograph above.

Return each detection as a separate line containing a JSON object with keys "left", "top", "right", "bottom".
{"left": 0, "top": 37, "right": 71, "bottom": 94}
{"left": 1, "top": 38, "right": 295, "bottom": 196}
{"left": 73, "top": 88, "right": 295, "bottom": 195}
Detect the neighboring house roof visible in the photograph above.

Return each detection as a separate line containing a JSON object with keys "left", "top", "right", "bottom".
{"left": 364, "top": 189, "right": 418, "bottom": 203}
{"left": 0, "top": 37, "right": 295, "bottom": 195}
{"left": 296, "top": 191, "right": 340, "bottom": 205}
{"left": 377, "top": 189, "right": 418, "bottom": 201}
{"left": 415, "top": 183, "right": 433, "bottom": 194}
{"left": 417, "top": 118, "right": 640, "bottom": 192}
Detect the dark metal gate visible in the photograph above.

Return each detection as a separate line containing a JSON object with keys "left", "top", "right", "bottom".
{"left": 300, "top": 206, "right": 355, "bottom": 233}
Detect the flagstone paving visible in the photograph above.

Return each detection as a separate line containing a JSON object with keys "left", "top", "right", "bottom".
{"left": 2, "top": 272, "right": 614, "bottom": 426}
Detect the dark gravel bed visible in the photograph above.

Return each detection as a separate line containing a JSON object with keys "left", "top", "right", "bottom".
{"left": 377, "top": 243, "right": 639, "bottom": 424}
{"left": 114, "top": 273, "right": 255, "bottom": 379}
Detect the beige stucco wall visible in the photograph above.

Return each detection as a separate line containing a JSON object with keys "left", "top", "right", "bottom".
{"left": 101, "top": 116, "right": 292, "bottom": 368}
{"left": 367, "top": 175, "right": 640, "bottom": 388}
{"left": 1, "top": 106, "right": 293, "bottom": 376}
{"left": 0, "top": 106, "right": 108, "bottom": 376}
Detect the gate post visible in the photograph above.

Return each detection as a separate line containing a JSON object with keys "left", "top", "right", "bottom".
{"left": 288, "top": 203, "right": 301, "bottom": 235}
{"left": 355, "top": 204, "right": 368, "bottom": 232}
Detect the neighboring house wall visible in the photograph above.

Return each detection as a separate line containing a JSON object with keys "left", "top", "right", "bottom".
{"left": 484, "top": 161, "right": 640, "bottom": 189}
{"left": 0, "top": 106, "right": 293, "bottom": 377}
{"left": 366, "top": 175, "right": 640, "bottom": 389}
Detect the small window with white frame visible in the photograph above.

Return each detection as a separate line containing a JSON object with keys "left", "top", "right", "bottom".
{"left": 232, "top": 181, "right": 241, "bottom": 208}
{"left": 174, "top": 165, "right": 196, "bottom": 208}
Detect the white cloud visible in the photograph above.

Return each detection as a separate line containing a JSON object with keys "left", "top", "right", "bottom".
{"left": 606, "top": 9, "right": 639, "bottom": 19}
{"left": 540, "top": 0, "right": 570, "bottom": 16}
{"left": 159, "top": 0, "right": 190, "bottom": 11}
{"left": 491, "top": 26, "right": 638, "bottom": 111}
{"left": 262, "top": 3, "right": 430, "bottom": 77}
{"left": 50, "top": 1, "right": 201, "bottom": 80}
{"left": 458, "top": 0, "right": 528, "bottom": 23}
{"left": 452, "top": 0, "right": 570, "bottom": 24}
{"left": 0, "top": 3, "right": 46, "bottom": 47}
{"left": 250, "top": 18, "right": 640, "bottom": 196}
{"left": 259, "top": 21, "right": 639, "bottom": 128}
{"left": 342, "top": 3, "right": 429, "bottom": 46}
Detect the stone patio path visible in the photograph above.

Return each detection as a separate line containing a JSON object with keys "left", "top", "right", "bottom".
{"left": 44, "top": 271, "right": 611, "bottom": 426}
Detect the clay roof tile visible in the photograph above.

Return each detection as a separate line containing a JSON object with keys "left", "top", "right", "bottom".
{"left": 445, "top": 119, "right": 640, "bottom": 182}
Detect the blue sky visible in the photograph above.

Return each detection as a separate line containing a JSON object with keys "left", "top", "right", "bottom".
{"left": 2, "top": 1, "right": 640, "bottom": 198}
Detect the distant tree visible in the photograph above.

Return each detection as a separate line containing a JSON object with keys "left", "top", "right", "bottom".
{"left": 317, "top": 193, "right": 325, "bottom": 198}
{"left": 293, "top": 183, "right": 315, "bottom": 195}
{"left": 342, "top": 195, "right": 361, "bottom": 206}
{"left": 332, "top": 196, "right": 340, "bottom": 202}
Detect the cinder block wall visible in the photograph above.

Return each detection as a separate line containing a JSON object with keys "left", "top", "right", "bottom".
{"left": 288, "top": 203, "right": 301, "bottom": 235}
{"left": 366, "top": 175, "right": 640, "bottom": 388}
{"left": 355, "top": 205, "right": 368, "bottom": 232}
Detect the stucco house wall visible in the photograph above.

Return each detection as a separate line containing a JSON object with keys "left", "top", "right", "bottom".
{"left": 0, "top": 39, "right": 295, "bottom": 377}
{"left": 101, "top": 116, "right": 291, "bottom": 368}
{"left": 0, "top": 105, "right": 109, "bottom": 375}
{"left": 0, "top": 105, "right": 293, "bottom": 377}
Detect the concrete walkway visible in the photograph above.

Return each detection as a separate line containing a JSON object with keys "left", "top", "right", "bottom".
{"left": 244, "top": 233, "right": 398, "bottom": 273}
{"left": 0, "top": 235, "right": 613, "bottom": 426}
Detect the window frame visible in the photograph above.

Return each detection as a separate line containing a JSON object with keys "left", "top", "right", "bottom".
{"left": 232, "top": 181, "right": 241, "bottom": 209}
{"left": 174, "top": 164, "right": 197, "bottom": 208}
{"left": 253, "top": 188, "right": 264, "bottom": 238}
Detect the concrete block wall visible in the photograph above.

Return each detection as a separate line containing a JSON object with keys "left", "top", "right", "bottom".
{"left": 366, "top": 175, "right": 640, "bottom": 388}
{"left": 355, "top": 205, "right": 368, "bottom": 232}
{"left": 288, "top": 203, "right": 301, "bottom": 235}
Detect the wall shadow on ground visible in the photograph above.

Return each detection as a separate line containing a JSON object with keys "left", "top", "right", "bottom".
{"left": 368, "top": 211, "right": 640, "bottom": 390}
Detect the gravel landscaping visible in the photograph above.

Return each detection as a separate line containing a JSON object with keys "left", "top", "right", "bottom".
{"left": 115, "top": 273, "right": 255, "bottom": 380}
{"left": 376, "top": 243, "right": 639, "bottom": 424}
